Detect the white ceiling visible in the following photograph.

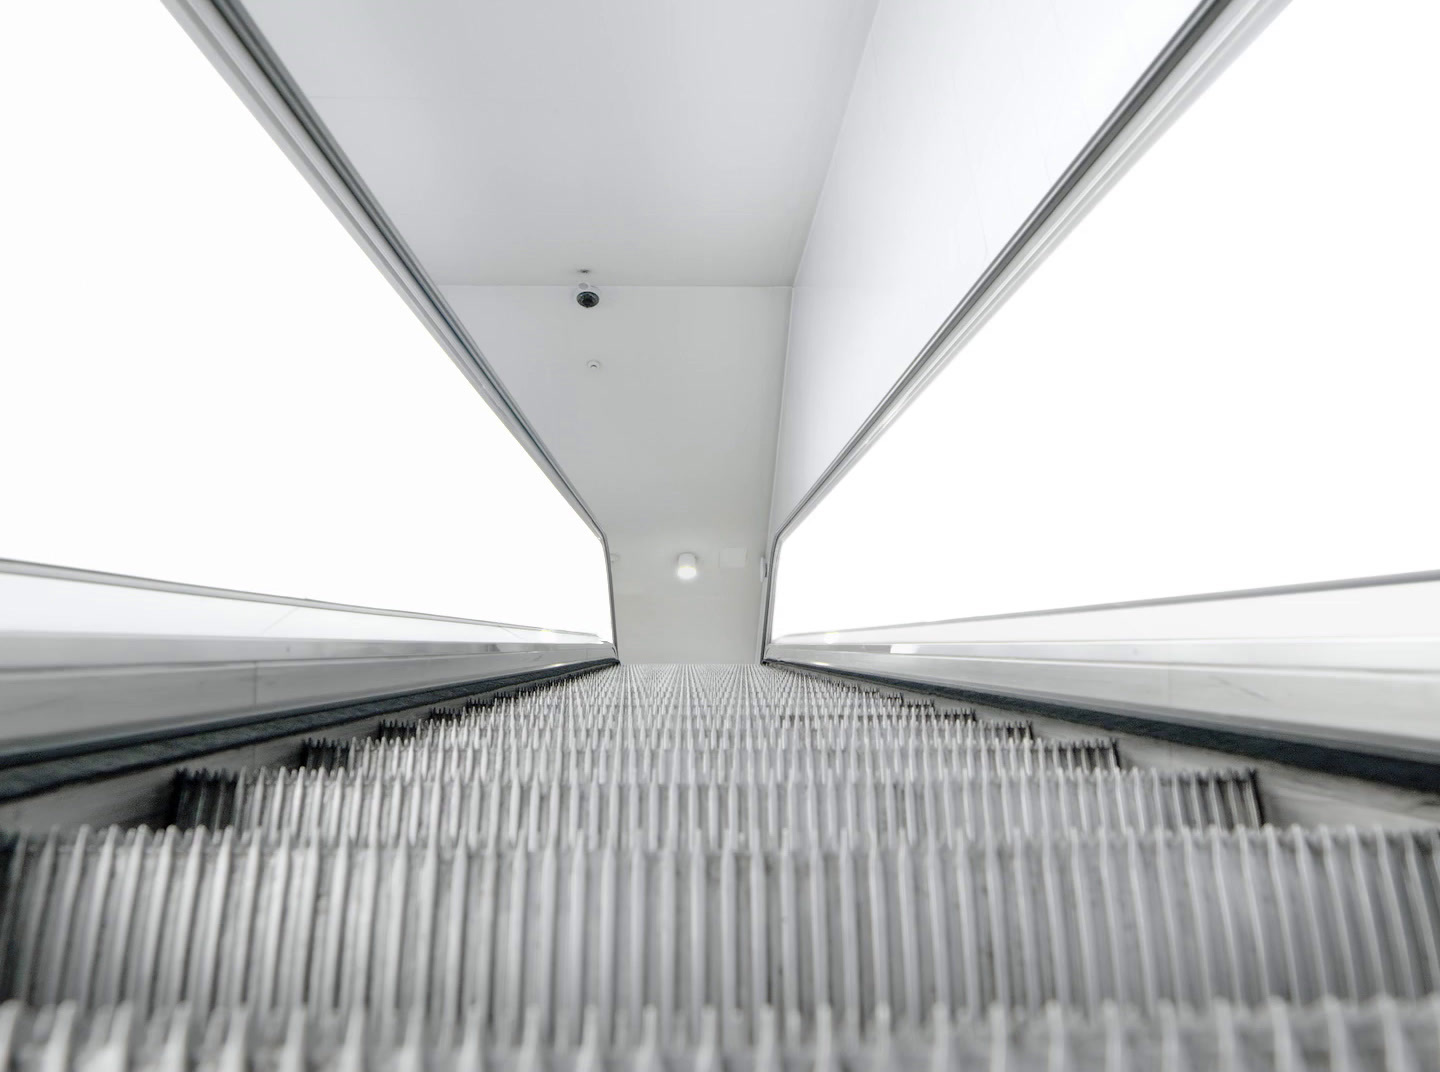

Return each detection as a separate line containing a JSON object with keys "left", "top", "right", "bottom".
{"left": 245, "top": 0, "right": 878, "bottom": 285}
{"left": 240, "top": 0, "right": 880, "bottom": 659}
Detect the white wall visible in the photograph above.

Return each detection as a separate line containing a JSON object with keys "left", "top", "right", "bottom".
{"left": 230, "top": 0, "right": 880, "bottom": 662}
{"left": 770, "top": 0, "right": 1199, "bottom": 532}
{"left": 443, "top": 287, "right": 790, "bottom": 663}
{"left": 770, "top": 0, "right": 1440, "bottom": 637}
{"left": 0, "top": 0, "right": 612, "bottom": 639}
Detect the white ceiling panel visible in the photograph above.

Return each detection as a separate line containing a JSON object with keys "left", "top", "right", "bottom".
{"left": 243, "top": 0, "right": 878, "bottom": 285}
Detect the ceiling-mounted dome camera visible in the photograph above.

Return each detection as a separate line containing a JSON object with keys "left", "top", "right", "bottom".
{"left": 575, "top": 283, "right": 600, "bottom": 309}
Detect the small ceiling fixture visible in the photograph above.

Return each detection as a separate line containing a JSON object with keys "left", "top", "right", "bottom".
{"left": 585, "top": 359, "right": 602, "bottom": 372}
{"left": 676, "top": 552, "right": 698, "bottom": 581}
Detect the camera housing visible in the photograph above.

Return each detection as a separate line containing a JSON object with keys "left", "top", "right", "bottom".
{"left": 575, "top": 284, "right": 600, "bottom": 309}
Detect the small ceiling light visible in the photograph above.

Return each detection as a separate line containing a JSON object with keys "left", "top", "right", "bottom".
{"left": 676, "top": 552, "right": 698, "bottom": 581}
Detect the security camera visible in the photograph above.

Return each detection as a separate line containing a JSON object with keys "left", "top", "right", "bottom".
{"left": 575, "top": 284, "right": 600, "bottom": 309}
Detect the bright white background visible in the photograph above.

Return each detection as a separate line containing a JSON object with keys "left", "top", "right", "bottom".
{"left": 0, "top": 1, "right": 611, "bottom": 637}
{"left": 774, "top": 0, "right": 1440, "bottom": 637}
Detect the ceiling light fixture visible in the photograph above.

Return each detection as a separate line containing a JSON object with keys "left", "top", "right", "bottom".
{"left": 676, "top": 552, "right": 698, "bottom": 581}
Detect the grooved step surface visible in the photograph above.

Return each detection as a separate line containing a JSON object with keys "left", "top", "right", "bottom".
{"left": 0, "top": 664, "right": 1435, "bottom": 1071}
{"left": 3, "top": 997, "right": 1440, "bottom": 1071}
{"left": 2, "top": 826, "right": 1438, "bottom": 1029}
{"left": 171, "top": 763, "right": 1260, "bottom": 847}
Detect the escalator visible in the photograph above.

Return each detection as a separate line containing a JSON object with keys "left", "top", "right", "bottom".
{"left": 2, "top": 664, "right": 1437, "bottom": 1069}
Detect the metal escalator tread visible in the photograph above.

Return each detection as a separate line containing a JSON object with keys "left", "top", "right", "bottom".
{"left": 170, "top": 765, "right": 1263, "bottom": 844}
{"left": 2, "top": 997, "right": 1440, "bottom": 1071}
{"left": 3, "top": 825, "right": 1438, "bottom": 1022}
{"left": 0, "top": 663, "right": 1436, "bottom": 1071}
